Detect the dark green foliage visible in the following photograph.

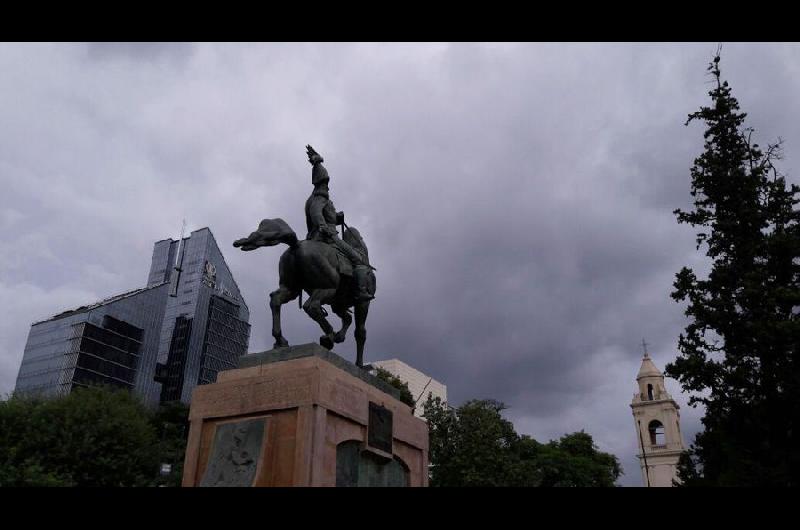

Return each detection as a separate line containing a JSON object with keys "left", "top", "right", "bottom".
{"left": 668, "top": 52, "right": 800, "bottom": 486}
{"left": 374, "top": 367, "right": 416, "bottom": 409}
{"left": 422, "top": 396, "right": 621, "bottom": 487}
{"left": 151, "top": 400, "right": 190, "bottom": 487}
{"left": 673, "top": 448, "right": 706, "bottom": 487}
{"left": 0, "top": 386, "right": 190, "bottom": 487}
{"left": 425, "top": 398, "right": 520, "bottom": 487}
{"left": 535, "top": 432, "right": 623, "bottom": 487}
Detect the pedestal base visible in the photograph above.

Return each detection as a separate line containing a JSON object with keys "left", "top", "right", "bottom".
{"left": 181, "top": 344, "right": 429, "bottom": 487}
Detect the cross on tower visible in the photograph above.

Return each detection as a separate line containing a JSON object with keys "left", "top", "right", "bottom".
{"left": 641, "top": 338, "right": 650, "bottom": 358}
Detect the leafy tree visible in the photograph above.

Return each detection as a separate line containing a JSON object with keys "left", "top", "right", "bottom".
{"left": 0, "top": 386, "right": 190, "bottom": 487}
{"left": 667, "top": 51, "right": 800, "bottom": 486}
{"left": 422, "top": 396, "right": 621, "bottom": 487}
{"left": 0, "top": 395, "right": 71, "bottom": 486}
{"left": 427, "top": 398, "right": 520, "bottom": 487}
{"left": 534, "top": 432, "right": 622, "bottom": 487}
{"left": 151, "top": 400, "right": 190, "bottom": 487}
{"left": 673, "top": 448, "right": 706, "bottom": 487}
{"left": 374, "top": 367, "right": 416, "bottom": 409}
{"left": 421, "top": 395, "right": 459, "bottom": 485}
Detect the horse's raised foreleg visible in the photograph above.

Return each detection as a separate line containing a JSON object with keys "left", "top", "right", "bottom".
{"left": 354, "top": 301, "right": 369, "bottom": 367}
{"left": 303, "top": 288, "right": 338, "bottom": 350}
{"left": 332, "top": 306, "right": 352, "bottom": 344}
{"left": 269, "top": 285, "right": 298, "bottom": 348}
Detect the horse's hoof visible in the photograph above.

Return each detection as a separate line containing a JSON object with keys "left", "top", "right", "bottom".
{"left": 333, "top": 332, "right": 346, "bottom": 344}
{"left": 320, "top": 335, "right": 334, "bottom": 350}
{"left": 274, "top": 338, "right": 289, "bottom": 349}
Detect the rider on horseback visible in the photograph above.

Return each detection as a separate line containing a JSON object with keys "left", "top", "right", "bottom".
{"left": 305, "top": 145, "right": 375, "bottom": 302}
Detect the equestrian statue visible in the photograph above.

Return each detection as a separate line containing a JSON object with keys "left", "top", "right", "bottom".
{"left": 233, "top": 146, "right": 377, "bottom": 367}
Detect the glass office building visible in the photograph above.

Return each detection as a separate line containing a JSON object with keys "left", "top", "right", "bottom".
{"left": 149, "top": 228, "right": 250, "bottom": 403}
{"left": 14, "top": 228, "right": 250, "bottom": 406}
{"left": 14, "top": 284, "right": 170, "bottom": 403}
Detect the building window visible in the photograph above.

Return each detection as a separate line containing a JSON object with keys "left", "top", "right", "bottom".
{"left": 647, "top": 384, "right": 654, "bottom": 400}
{"left": 157, "top": 316, "right": 194, "bottom": 403}
{"left": 69, "top": 318, "right": 143, "bottom": 392}
{"left": 196, "top": 295, "right": 250, "bottom": 387}
{"left": 648, "top": 420, "right": 665, "bottom": 446}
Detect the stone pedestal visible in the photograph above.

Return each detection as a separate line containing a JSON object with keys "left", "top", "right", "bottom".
{"left": 181, "top": 343, "right": 429, "bottom": 487}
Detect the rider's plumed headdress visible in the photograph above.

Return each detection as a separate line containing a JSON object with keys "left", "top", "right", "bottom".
{"left": 306, "top": 145, "right": 329, "bottom": 186}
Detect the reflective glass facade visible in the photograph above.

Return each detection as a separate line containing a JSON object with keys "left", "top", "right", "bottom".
{"left": 197, "top": 295, "right": 250, "bottom": 386}
{"left": 14, "top": 228, "right": 250, "bottom": 406}
{"left": 15, "top": 283, "right": 169, "bottom": 402}
{"left": 150, "top": 228, "right": 250, "bottom": 404}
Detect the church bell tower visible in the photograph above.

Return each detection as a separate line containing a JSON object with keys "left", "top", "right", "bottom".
{"left": 630, "top": 342, "right": 685, "bottom": 487}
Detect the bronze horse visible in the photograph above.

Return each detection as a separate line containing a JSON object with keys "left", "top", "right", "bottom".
{"left": 233, "top": 218, "right": 374, "bottom": 367}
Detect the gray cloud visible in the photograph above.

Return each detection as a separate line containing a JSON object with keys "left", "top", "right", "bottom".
{"left": 85, "top": 42, "right": 195, "bottom": 64}
{"left": 2, "top": 43, "right": 799, "bottom": 486}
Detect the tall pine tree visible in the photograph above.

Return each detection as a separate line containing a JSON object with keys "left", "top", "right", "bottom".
{"left": 667, "top": 51, "right": 800, "bottom": 486}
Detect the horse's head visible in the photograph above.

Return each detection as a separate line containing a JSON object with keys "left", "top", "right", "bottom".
{"left": 233, "top": 218, "right": 297, "bottom": 251}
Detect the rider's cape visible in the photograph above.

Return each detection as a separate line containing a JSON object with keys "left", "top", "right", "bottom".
{"left": 343, "top": 226, "right": 369, "bottom": 266}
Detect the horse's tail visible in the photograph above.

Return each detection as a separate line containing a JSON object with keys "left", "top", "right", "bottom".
{"left": 233, "top": 218, "right": 298, "bottom": 251}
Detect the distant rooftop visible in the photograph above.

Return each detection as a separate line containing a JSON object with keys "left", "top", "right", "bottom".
{"left": 153, "top": 226, "right": 212, "bottom": 244}
{"left": 34, "top": 281, "right": 169, "bottom": 325}
{"left": 34, "top": 226, "right": 242, "bottom": 325}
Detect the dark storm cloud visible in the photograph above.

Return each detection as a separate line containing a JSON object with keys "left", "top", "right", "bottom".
{"left": 2, "top": 43, "right": 799, "bottom": 485}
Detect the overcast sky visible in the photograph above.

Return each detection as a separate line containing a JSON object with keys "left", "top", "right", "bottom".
{"left": 2, "top": 43, "right": 799, "bottom": 486}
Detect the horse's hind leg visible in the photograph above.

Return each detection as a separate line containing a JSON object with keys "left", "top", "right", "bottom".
{"left": 354, "top": 301, "right": 369, "bottom": 367}
{"left": 303, "top": 288, "right": 338, "bottom": 350}
{"left": 333, "top": 306, "right": 352, "bottom": 344}
{"left": 269, "top": 285, "right": 297, "bottom": 348}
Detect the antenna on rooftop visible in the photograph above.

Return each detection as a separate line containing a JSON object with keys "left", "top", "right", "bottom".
{"left": 414, "top": 376, "right": 434, "bottom": 407}
{"left": 169, "top": 219, "right": 187, "bottom": 298}
{"left": 174, "top": 218, "right": 186, "bottom": 269}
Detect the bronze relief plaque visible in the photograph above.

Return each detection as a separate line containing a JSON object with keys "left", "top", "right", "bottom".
{"left": 200, "top": 417, "right": 267, "bottom": 487}
{"left": 367, "top": 402, "right": 393, "bottom": 454}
